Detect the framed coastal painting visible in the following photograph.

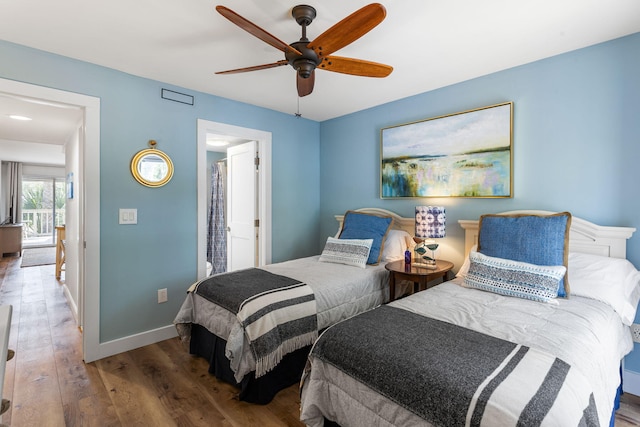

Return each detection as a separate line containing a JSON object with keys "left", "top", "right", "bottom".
{"left": 380, "top": 102, "right": 513, "bottom": 198}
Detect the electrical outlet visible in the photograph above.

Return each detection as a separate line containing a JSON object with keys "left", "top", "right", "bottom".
{"left": 157, "top": 288, "right": 168, "bottom": 304}
{"left": 631, "top": 324, "right": 640, "bottom": 343}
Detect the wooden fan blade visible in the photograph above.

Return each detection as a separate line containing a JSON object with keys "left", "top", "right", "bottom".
{"left": 216, "top": 60, "right": 289, "bottom": 75}
{"left": 297, "top": 71, "right": 315, "bottom": 97}
{"left": 308, "top": 3, "right": 386, "bottom": 58}
{"left": 318, "top": 56, "right": 392, "bottom": 77}
{"left": 216, "top": 6, "right": 302, "bottom": 56}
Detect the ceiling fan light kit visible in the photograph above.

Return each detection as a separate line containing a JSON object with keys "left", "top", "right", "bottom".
{"left": 215, "top": 3, "right": 393, "bottom": 97}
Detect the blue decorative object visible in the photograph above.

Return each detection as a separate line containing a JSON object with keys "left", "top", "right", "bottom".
{"left": 477, "top": 212, "right": 571, "bottom": 297}
{"left": 414, "top": 206, "right": 446, "bottom": 267}
{"left": 66, "top": 172, "right": 74, "bottom": 199}
{"left": 339, "top": 211, "right": 393, "bottom": 265}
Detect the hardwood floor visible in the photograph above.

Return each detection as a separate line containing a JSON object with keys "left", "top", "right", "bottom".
{"left": 0, "top": 254, "right": 303, "bottom": 426}
{"left": 1, "top": 253, "right": 640, "bottom": 426}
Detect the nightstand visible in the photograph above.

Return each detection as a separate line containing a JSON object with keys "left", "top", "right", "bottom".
{"left": 385, "top": 259, "right": 454, "bottom": 302}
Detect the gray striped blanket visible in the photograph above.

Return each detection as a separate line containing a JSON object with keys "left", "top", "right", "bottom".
{"left": 309, "top": 305, "right": 599, "bottom": 426}
{"left": 194, "top": 268, "right": 317, "bottom": 378}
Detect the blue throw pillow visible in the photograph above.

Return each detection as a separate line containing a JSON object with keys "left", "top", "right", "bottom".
{"left": 477, "top": 212, "right": 571, "bottom": 297}
{"left": 339, "top": 211, "right": 393, "bottom": 265}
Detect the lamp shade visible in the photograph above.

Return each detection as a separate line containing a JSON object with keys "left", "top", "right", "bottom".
{"left": 415, "top": 206, "right": 446, "bottom": 238}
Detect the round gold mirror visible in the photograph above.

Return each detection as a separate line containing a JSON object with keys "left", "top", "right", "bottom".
{"left": 131, "top": 140, "right": 174, "bottom": 187}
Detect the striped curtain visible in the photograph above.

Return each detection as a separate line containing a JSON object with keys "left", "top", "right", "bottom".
{"left": 207, "top": 162, "right": 227, "bottom": 275}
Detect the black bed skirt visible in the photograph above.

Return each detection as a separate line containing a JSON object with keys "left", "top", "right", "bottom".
{"left": 189, "top": 323, "right": 311, "bottom": 404}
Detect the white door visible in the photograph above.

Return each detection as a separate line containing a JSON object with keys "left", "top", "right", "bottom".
{"left": 226, "top": 141, "right": 258, "bottom": 271}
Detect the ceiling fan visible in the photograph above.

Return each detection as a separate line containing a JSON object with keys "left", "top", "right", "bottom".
{"left": 215, "top": 3, "right": 393, "bottom": 97}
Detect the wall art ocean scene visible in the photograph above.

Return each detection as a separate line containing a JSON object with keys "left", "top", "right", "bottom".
{"left": 381, "top": 102, "right": 512, "bottom": 198}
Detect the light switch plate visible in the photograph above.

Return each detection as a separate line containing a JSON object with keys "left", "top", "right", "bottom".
{"left": 119, "top": 208, "right": 137, "bottom": 225}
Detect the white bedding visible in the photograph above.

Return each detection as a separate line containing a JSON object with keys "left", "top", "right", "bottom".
{"left": 300, "top": 278, "right": 633, "bottom": 427}
{"left": 174, "top": 255, "right": 390, "bottom": 381}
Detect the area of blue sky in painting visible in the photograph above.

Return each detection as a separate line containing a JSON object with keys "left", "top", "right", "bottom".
{"left": 382, "top": 103, "right": 512, "bottom": 159}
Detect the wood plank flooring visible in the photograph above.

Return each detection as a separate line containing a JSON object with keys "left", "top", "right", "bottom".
{"left": 1, "top": 253, "right": 640, "bottom": 426}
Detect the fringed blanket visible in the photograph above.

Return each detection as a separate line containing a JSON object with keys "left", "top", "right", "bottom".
{"left": 309, "top": 305, "right": 599, "bottom": 426}
{"left": 194, "top": 268, "right": 317, "bottom": 378}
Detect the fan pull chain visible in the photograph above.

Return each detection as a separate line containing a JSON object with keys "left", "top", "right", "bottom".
{"left": 295, "top": 96, "right": 302, "bottom": 118}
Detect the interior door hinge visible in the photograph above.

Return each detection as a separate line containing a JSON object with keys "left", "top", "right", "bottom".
{"left": 254, "top": 219, "right": 260, "bottom": 227}
{"left": 254, "top": 156, "right": 260, "bottom": 168}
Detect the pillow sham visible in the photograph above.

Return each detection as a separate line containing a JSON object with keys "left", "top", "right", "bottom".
{"left": 381, "top": 229, "right": 415, "bottom": 262}
{"left": 318, "top": 237, "right": 373, "bottom": 269}
{"left": 455, "top": 244, "right": 477, "bottom": 278}
{"left": 477, "top": 212, "right": 571, "bottom": 297}
{"left": 463, "top": 252, "right": 566, "bottom": 303}
{"left": 568, "top": 252, "right": 640, "bottom": 326}
{"left": 339, "top": 211, "right": 393, "bottom": 265}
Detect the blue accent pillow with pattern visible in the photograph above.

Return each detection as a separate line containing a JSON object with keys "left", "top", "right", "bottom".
{"left": 477, "top": 212, "right": 571, "bottom": 297}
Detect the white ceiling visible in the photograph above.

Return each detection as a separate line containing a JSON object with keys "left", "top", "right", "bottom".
{"left": 1, "top": 0, "right": 639, "bottom": 156}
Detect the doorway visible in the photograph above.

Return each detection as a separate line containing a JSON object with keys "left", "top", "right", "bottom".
{"left": 0, "top": 77, "right": 101, "bottom": 362}
{"left": 196, "top": 119, "right": 272, "bottom": 278}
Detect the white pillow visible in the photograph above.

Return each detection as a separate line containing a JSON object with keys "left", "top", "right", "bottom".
{"left": 318, "top": 237, "right": 373, "bottom": 269}
{"left": 462, "top": 252, "right": 566, "bottom": 303}
{"left": 456, "top": 244, "right": 477, "bottom": 278}
{"left": 568, "top": 252, "right": 640, "bottom": 326}
{"left": 381, "top": 230, "right": 415, "bottom": 262}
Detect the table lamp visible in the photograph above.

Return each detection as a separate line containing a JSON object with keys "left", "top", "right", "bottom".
{"left": 414, "top": 206, "right": 446, "bottom": 269}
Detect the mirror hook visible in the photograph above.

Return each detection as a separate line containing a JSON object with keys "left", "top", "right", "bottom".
{"left": 148, "top": 139, "right": 157, "bottom": 149}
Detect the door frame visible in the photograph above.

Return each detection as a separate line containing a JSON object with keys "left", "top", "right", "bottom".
{"left": 0, "top": 77, "right": 100, "bottom": 362}
{"left": 196, "top": 119, "right": 272, "bottom": 277}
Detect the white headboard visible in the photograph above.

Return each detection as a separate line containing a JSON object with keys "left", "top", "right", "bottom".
{"left": 459, "top": 210, "right": 636, "bottom": 259}
{"left": 334, "top": 208, "right": 414, "bottom": 236}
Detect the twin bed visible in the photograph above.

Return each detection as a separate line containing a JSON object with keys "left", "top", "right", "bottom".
{"left": 174, "top": 208, "right": 640, "bottom": 427}
{"left": 300, "top": 210, "right": 639, "bottom": 426}
{"left": 174, "top": 208, "right": 414, "bottom": 403}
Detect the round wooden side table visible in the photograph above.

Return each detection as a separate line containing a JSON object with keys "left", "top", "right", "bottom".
{"left": 385, "top": 259, "right": 454, "bottom": 301}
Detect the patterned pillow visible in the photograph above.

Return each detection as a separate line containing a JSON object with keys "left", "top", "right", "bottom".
{"left": 319, "top": 237, "right": 373, "bottom": 269}
{"left": 478, "top": 212, "right": 571, "bottom": 297}
{"left": 463, "top": 252, "right": 567, "bottom": 303}
{"left": 339, "top": 211, "right": 393, "bottom": 265}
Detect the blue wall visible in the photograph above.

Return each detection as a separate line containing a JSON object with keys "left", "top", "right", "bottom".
{"left": 0, "top": 41, "right": 320, "bottom": 342}
{"left": 2, "top": 32, "right": 640, "bottom": 375}
{"left": 319, "top": 33, "right": 640, "bottom": 370}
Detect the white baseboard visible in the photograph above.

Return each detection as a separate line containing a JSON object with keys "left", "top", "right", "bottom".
{"left": 623, "top": 368, "right": 640, "bottom": 396}
{"left": 61, "top": 284, "right": 79, "bottom": 324}
{"left": 85, "top": 325, "right": 178, "bottom": 362}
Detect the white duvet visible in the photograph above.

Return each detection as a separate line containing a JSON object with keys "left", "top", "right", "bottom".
{"left": 174, "top": 255, "right": 390, "bottom": 381}
{"left": 300, "top": 278, "right": 633, "bottom": 427}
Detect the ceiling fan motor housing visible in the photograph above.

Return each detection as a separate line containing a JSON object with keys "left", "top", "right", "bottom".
{"left": 286, "top": 40, "right": 320, "bottom": 78}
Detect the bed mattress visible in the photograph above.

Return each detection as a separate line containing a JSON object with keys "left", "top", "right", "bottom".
{"left": 300, "top": 278, "right": 632, "bottom": 427}
{"left": 175, "top": 255, "right": 389, "bottom": 381}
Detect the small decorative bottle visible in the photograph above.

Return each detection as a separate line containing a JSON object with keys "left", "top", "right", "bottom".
{"left": 404, "top": 249, "right": 412, "bottom": 267}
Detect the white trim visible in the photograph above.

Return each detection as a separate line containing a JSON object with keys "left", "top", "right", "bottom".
{"left": 623, "top": 367, "right": 640, "bottom": 396}
{"left": 196, "top": 119, "right": 272, "bottom": 278}
{"left": 0, "top": 78, "right": 101, "bottom": 363}
{"left": 62, "top": 283, "right": 79, "bottom": 324}
{"left": 92, "top": 325, "right": 178, "bottom": 358}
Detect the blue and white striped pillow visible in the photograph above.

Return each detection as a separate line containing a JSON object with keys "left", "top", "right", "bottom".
{"left": 319, "top": 237, "right": 373, "bottom": 269}
{"left": 463, "top": 252, "right": 567, "bottom": 303}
